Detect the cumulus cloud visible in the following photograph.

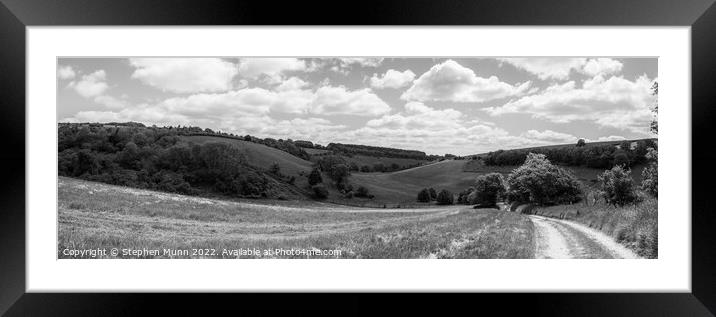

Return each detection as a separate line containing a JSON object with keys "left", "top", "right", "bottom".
{"left": 582, "top": 58, "right": 623, "bottom": 77}
{"left": 485, "top": 75, "right": 656, "bottom": 134}
{"left": 238, "top": 58, "right": 306, "bottom": 80}
{"left": 57, "top": 65, "right": 76, "bottom": 80}
{"left": 369, "top": 69, "right": 416, "bottom": 89}
{"left": 366, "top": 102, "right": 462, "bottom": 131}
{"left": 62, "top": 80, "right": 392, "bottom": 138}
{"left": 498, "top": 58, "right": 624, "bottom": 80}
{"left": 343, "top": 102, "right": 581, "bottom": 155}
{"left": 310, "top": 86, "right": 391, "bottom": 116}
{"left": 130, "top": 58, "right": 238, "bottom": 93}
{"left": 68, "top": 70, "right": 108, "bottom": 98}
{"left": 402, "top": 60, "right": 530, "bottom": 103}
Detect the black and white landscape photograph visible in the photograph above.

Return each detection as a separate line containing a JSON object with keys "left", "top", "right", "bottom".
{"left": 56, "top": 57, "right": 658, "bottom": 259}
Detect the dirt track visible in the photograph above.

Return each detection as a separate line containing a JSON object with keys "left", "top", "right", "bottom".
{"left": 530, "top": 215, "right": 640, "bottom": 259}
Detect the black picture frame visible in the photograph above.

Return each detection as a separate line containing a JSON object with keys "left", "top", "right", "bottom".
{"left": 1, "top": 0, "right": 714, "bottom": 315}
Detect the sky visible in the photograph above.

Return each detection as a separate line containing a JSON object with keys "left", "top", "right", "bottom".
{"left": 57, "top": 57, "right": 657, "bottom": 155}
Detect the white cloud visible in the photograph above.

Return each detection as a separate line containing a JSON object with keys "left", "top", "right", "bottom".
{"left": 402, "top": 60, "right": 530, "bottom": 103}
{"left": 485, "top": 75, "right": 656, "bottom": 134}
{"left": 238, "top": 58, "right": 306, "bottom": 80}
{"left": 68, "top": 70, "right": 108, "bottom": 98}
{"left": 366, "top": 102, "right": 462, "bottom": 131}
{"left": 519, "top": 129, "right": 577, "bottom": 144}
{"left": 338, "top": 58, "right": 384, "bottom": 68}
{"left": 370, "top": 69, "right": 416, "bottom": 89}
{"left": 157, "top": 88, "right": 295, "bottom": 116}
{"left": 498, "top": 58, "right": 624, "bottom": 80}
{"left": 342, "top": 102, "right": 579, "bottom": 155}
{"left": 310, "top": 86, "right": 391, "bottom": 116}
{"left": 582, "top": 58, "right": 623, "bottom": 77}
{"left": 275, "top": 76, "right": 309, "bottom": 92}
{"left": 57, "top": 65, "right": 76, "bottom": 80}
{"left": 130, "top": 58, "right": 238, "bottom": 93}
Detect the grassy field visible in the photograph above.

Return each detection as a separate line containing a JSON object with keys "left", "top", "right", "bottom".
{"left": 531, "top": 198, "right": 657, "bottom": 258}
{"left": 58, "top": 177, "right": 535, "bottom": 259}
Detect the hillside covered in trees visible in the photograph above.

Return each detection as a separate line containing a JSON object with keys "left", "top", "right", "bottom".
{"left": 57, "top": 122, "right": 306, "bottom": 199}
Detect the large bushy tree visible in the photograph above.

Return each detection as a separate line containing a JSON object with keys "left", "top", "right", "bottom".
{"left": 471, "top": 173, "right": 506, "bottom": 206}
{"left": 436, "top": 189, "right": 454, "bottom": 205}
{"left": 598, "top": 165, "right": 639, "bottom": 206}
{"left": 505, "top": 153, "right": 582, "bottom": 205}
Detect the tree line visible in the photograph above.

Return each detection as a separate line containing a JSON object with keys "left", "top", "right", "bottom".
{"left": 325, "top": 143, "right": 440, "bottom": 160}
{"left": 480, "top": 139, "right": 656, "bottom": 169}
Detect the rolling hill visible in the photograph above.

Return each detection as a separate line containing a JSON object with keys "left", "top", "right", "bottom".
{"left": 349, "top": 160, "right": 476, "bottom": 205}
{"left": 181, "top": 135, "right": 313, "bottom": 178}
{"left": 183, "top": 135, "right": 648, "bottom": 206}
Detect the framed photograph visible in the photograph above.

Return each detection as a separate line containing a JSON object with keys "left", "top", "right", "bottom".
{"left": 1, "top": 0, "right": 715, "bottom": 315}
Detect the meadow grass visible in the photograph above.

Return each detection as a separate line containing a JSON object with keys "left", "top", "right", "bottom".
{"left": 58, "top": 177, "right": 534, "bottom": 259}
{"left": 533, "top": 198, "right": 657, "bottom": 258}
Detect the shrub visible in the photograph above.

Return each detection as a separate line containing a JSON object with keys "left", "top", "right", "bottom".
{"left": 268, "top": 162, "right": 281, "bottom": 175}
{"left": 355, "top": 186, "right": 371, "bottom": 198}
{"left": 641, "top": 148, "right": 658, "bottom": 197}
{"left": 436, "top": 189, "right": 454, "bottom": 205}
{"left": 417, "top": 188, "right": 431, "bottom": 202}
{"left": 576, "top": 139, "right": 586, "bottom": 147}
{"left": 307, "top": 168, "right": 323, "bottom": 186}
{"left": 312, "top": 184, "right": 329, "bottom": 199}
{"left": 344, "top": 191, "right": 354, "bottom": 199}
{"left": 505, "top": 153, "right": 582, "bottom": 205}
{"left": 598, "top": 165, "right": 639, "bottom": 206}
{"left": 471, "top": 173, "right": 506, "bottom": 206}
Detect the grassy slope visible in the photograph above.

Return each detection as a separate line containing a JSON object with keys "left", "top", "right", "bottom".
{"left": 182, "top": 135, "right": 313, "bottom": 178}
{"left": 349, "top": 160, "right": 477, "bottom": 205}
{"left": 338, "top": 155, "right": 428, "bottom": 170}
{"left": 58, "top": 177, "right": 534, "bottom": 259}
